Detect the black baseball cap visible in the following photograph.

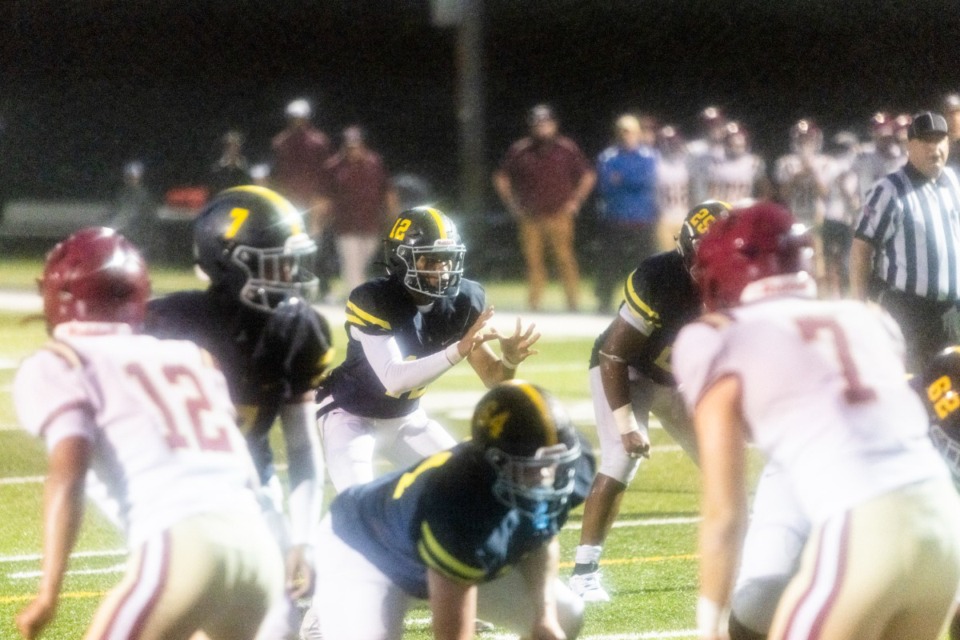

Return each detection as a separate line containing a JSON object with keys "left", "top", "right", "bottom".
{"left": 908, "top": 111, "right": 949, "bottom": 140}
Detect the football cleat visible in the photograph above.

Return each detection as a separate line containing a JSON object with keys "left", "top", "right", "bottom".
{"left": 569, "top": 570, "right": 611, "bottom": 603}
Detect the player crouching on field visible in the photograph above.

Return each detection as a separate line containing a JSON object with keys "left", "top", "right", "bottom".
{"left": 303, "top": 380, "right": 595, "bottom": 640}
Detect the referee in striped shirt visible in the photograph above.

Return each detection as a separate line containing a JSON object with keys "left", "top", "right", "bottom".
{"left": 850, "top": 111, "right": 960, "bottom": 373}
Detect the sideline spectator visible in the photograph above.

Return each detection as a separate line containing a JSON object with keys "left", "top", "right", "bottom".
{"left": 945, "top": 93, "right": 960, "bottom": 171}
{"left": 493, "top": 104, "right": 596, "bottom": 312}
{"left": 851, "top": 111, "right": 960, "bottom": 373}
{"left": 655, "top": 124, "right": 691, "bottom": 252}
{"left": 707, "top": 121, "right": 767, "bottom": 205}
{"left": 325, "top": 125, "right": 400, "bottom": 298}
{"left": 775, "top": 119, "right": 832, "bottom": 283}
{"left": 593, "top": 113, "right": 659, "bottom": 314}
{"left": 108, "top": 160, "right": 158, "bottom": 258}
{"left": 271, "top": 98, "right": 336, "bottom": 298}
{"left": 14, "top": 228, "right": 283, "bottom": 640}
{"left": 687, "top": 106, "right": 728, "bottom": 205}
{"left": 821, "top": 131, "right": 861, "bottom": 298}
{"left": 854, "top": 111, "right": 907, "bottom": 202}
{"left": 209, "top": 129, "right": 251, "bottom": 194}
{"left": 392, "top": 172, "right": 437, "bottom": 210}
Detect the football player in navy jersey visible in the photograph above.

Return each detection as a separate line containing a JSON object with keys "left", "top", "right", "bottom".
{"left": 569, "top": 200, "right": 731, "bottom": 602}
{"left": 304, "top": 380, "right": 594, "bottom": 640}
{"left": 316, "top": 206, "right": 540, "bottom": 492}
{"left": 144, "top": 185, "right": 334, "bottom": 639}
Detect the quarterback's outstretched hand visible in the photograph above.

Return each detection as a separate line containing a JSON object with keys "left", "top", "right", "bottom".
{"left": 286, "top": 543, "right": 315, "bottom": 600}
{"left": 457, "top": 307, "right": 498, "bottom": 358}
{"left": 492, "top": 317, "right": 541, "bottom": 367}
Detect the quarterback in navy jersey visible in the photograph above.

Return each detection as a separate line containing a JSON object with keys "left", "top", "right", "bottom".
{"left": 316, "top": 206, "right": 540, "bottom": 492}
{"left": 144, "top": 186, "right": 333, "bottom": 639}
{"left": 305, "top": 381, "right": 595, "bottom": 640}
{"left": 569, "top": 200, "right": 731, "bottom": 603}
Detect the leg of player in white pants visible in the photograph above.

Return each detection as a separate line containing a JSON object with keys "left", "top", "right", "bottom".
{"left": 303, "top": 517, "right": 584, "bottom": 640}
{"left": 572, "top": 366, "right": 696, "bottom": 601}
{"left": 321, "top": 403, "right": 456, "bottom": 493}
{"left": 729, "top": 462, "right": 809, "bottom": 640}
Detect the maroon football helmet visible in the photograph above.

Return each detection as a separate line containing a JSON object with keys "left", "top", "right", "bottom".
{"left": 40, "top": 227, "right": 150, "bottom": 331}
{"left": 694, "top": 202, "right": 813, "bottom": 311}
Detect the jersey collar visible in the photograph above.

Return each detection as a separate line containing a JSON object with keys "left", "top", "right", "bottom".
{"left": 53, "top": 321, "right": 135, "bottom": 338}
{"left": 739, "top": 272, "right": 818, "bottom": 305}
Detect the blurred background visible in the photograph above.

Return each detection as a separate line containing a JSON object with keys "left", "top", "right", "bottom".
{"left": 1, "top": 0, "right": 959, "bottom": 275}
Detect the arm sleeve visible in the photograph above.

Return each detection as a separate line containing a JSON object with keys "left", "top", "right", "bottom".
{"left": 281, "top": 400, "right": 324, "bottom": 546}
{"left": 353, "top": 327, "right": 462, "bottom": 395}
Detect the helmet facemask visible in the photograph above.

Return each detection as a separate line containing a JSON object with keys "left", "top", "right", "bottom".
{"left": 231, "top": 232, "right": 319, "bottom": 311}
{"left": 396, "top": 241, "right": 465, "bottom": 298}
{"left": 485, "top": 440, "right": 581, "bottom": 530}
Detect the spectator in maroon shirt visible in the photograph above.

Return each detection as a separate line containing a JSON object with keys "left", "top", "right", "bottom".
{"left": 493, "top": 104, "right": 596, "bottom": 311}
{"left": 326, "top": 126, "right": 400, "bottom": 297}
{"left": 271, "top": 98, "right": 336, "bottom": 297}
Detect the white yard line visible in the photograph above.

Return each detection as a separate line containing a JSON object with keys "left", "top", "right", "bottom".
{"left": 407, "top": 618, "right": 696, "bottom": 639}
{"left": 0, "top": 475, "right": 44, "bottom": 485}
{"left": 2, "top": 548, "right": 127, "bottom": 564}
{"left": 10, "top": 564, "right": 126, "bottom": 579}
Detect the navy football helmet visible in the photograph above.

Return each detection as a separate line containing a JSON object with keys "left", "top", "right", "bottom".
{"left": 676, "top": 200, "right": 732, "bottom": 272}
{"left": 472, "top": 380, "right": 581, "bottom": 526}
{"left": 923, "top": 346, "right": 960, "bottom": 483}
{"left": 384, "top": 207, "right": 465, "bottom": 298}
{"left": 193, "top": 185, "right": 318, "bottom": 311}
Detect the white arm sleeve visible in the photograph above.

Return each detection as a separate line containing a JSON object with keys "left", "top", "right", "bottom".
{"left": 353, "top": 326, "right": 463, "bottom": 395}
{"left": 281, "top": 400, "right": 324, "bottom": 547}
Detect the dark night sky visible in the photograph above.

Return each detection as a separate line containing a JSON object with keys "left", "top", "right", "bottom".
{"left": 2, "top": 0, "right": 960, "bottom": 209}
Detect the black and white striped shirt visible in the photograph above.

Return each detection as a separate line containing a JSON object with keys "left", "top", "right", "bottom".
{"left": 854, "top": 163, "right": 960, "bottom": 300}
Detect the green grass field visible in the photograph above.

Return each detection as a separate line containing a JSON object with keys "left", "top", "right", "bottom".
{"left": 0, "top": 261, "right": 733, "bottom": 639}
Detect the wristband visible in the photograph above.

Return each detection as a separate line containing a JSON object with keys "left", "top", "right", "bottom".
{"left": 612, "top": 404, "right": 640, "bottom": 435}
{"left": 501, "top": 354, "right": 520, "bottom": 370}
{"left": 696, "top": 596, "right": 729, "bottom": 638}
{"left": 445, "top": 342, "right": 465, "bottom": 366}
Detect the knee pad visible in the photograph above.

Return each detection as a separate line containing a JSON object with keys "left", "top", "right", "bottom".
{"left": 731, "top": 575, "right": 791, "bottom": 637}
{"left": 598, "top": 446, "right": 642, "bottom": 484}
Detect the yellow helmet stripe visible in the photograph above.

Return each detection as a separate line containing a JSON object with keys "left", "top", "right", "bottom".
{"left": 421, "top": 207, "right": 448, "bottom": 240}
{"left": 509, "top": 380, "right": 558, "bottom": 446}
{"left": 226, "top": 185, "right": 305, "bottom": 234}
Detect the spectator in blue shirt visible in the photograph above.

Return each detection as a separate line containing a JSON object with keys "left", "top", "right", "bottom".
{"left": 594, "top": 113, "right": 659, "bottom": 313}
